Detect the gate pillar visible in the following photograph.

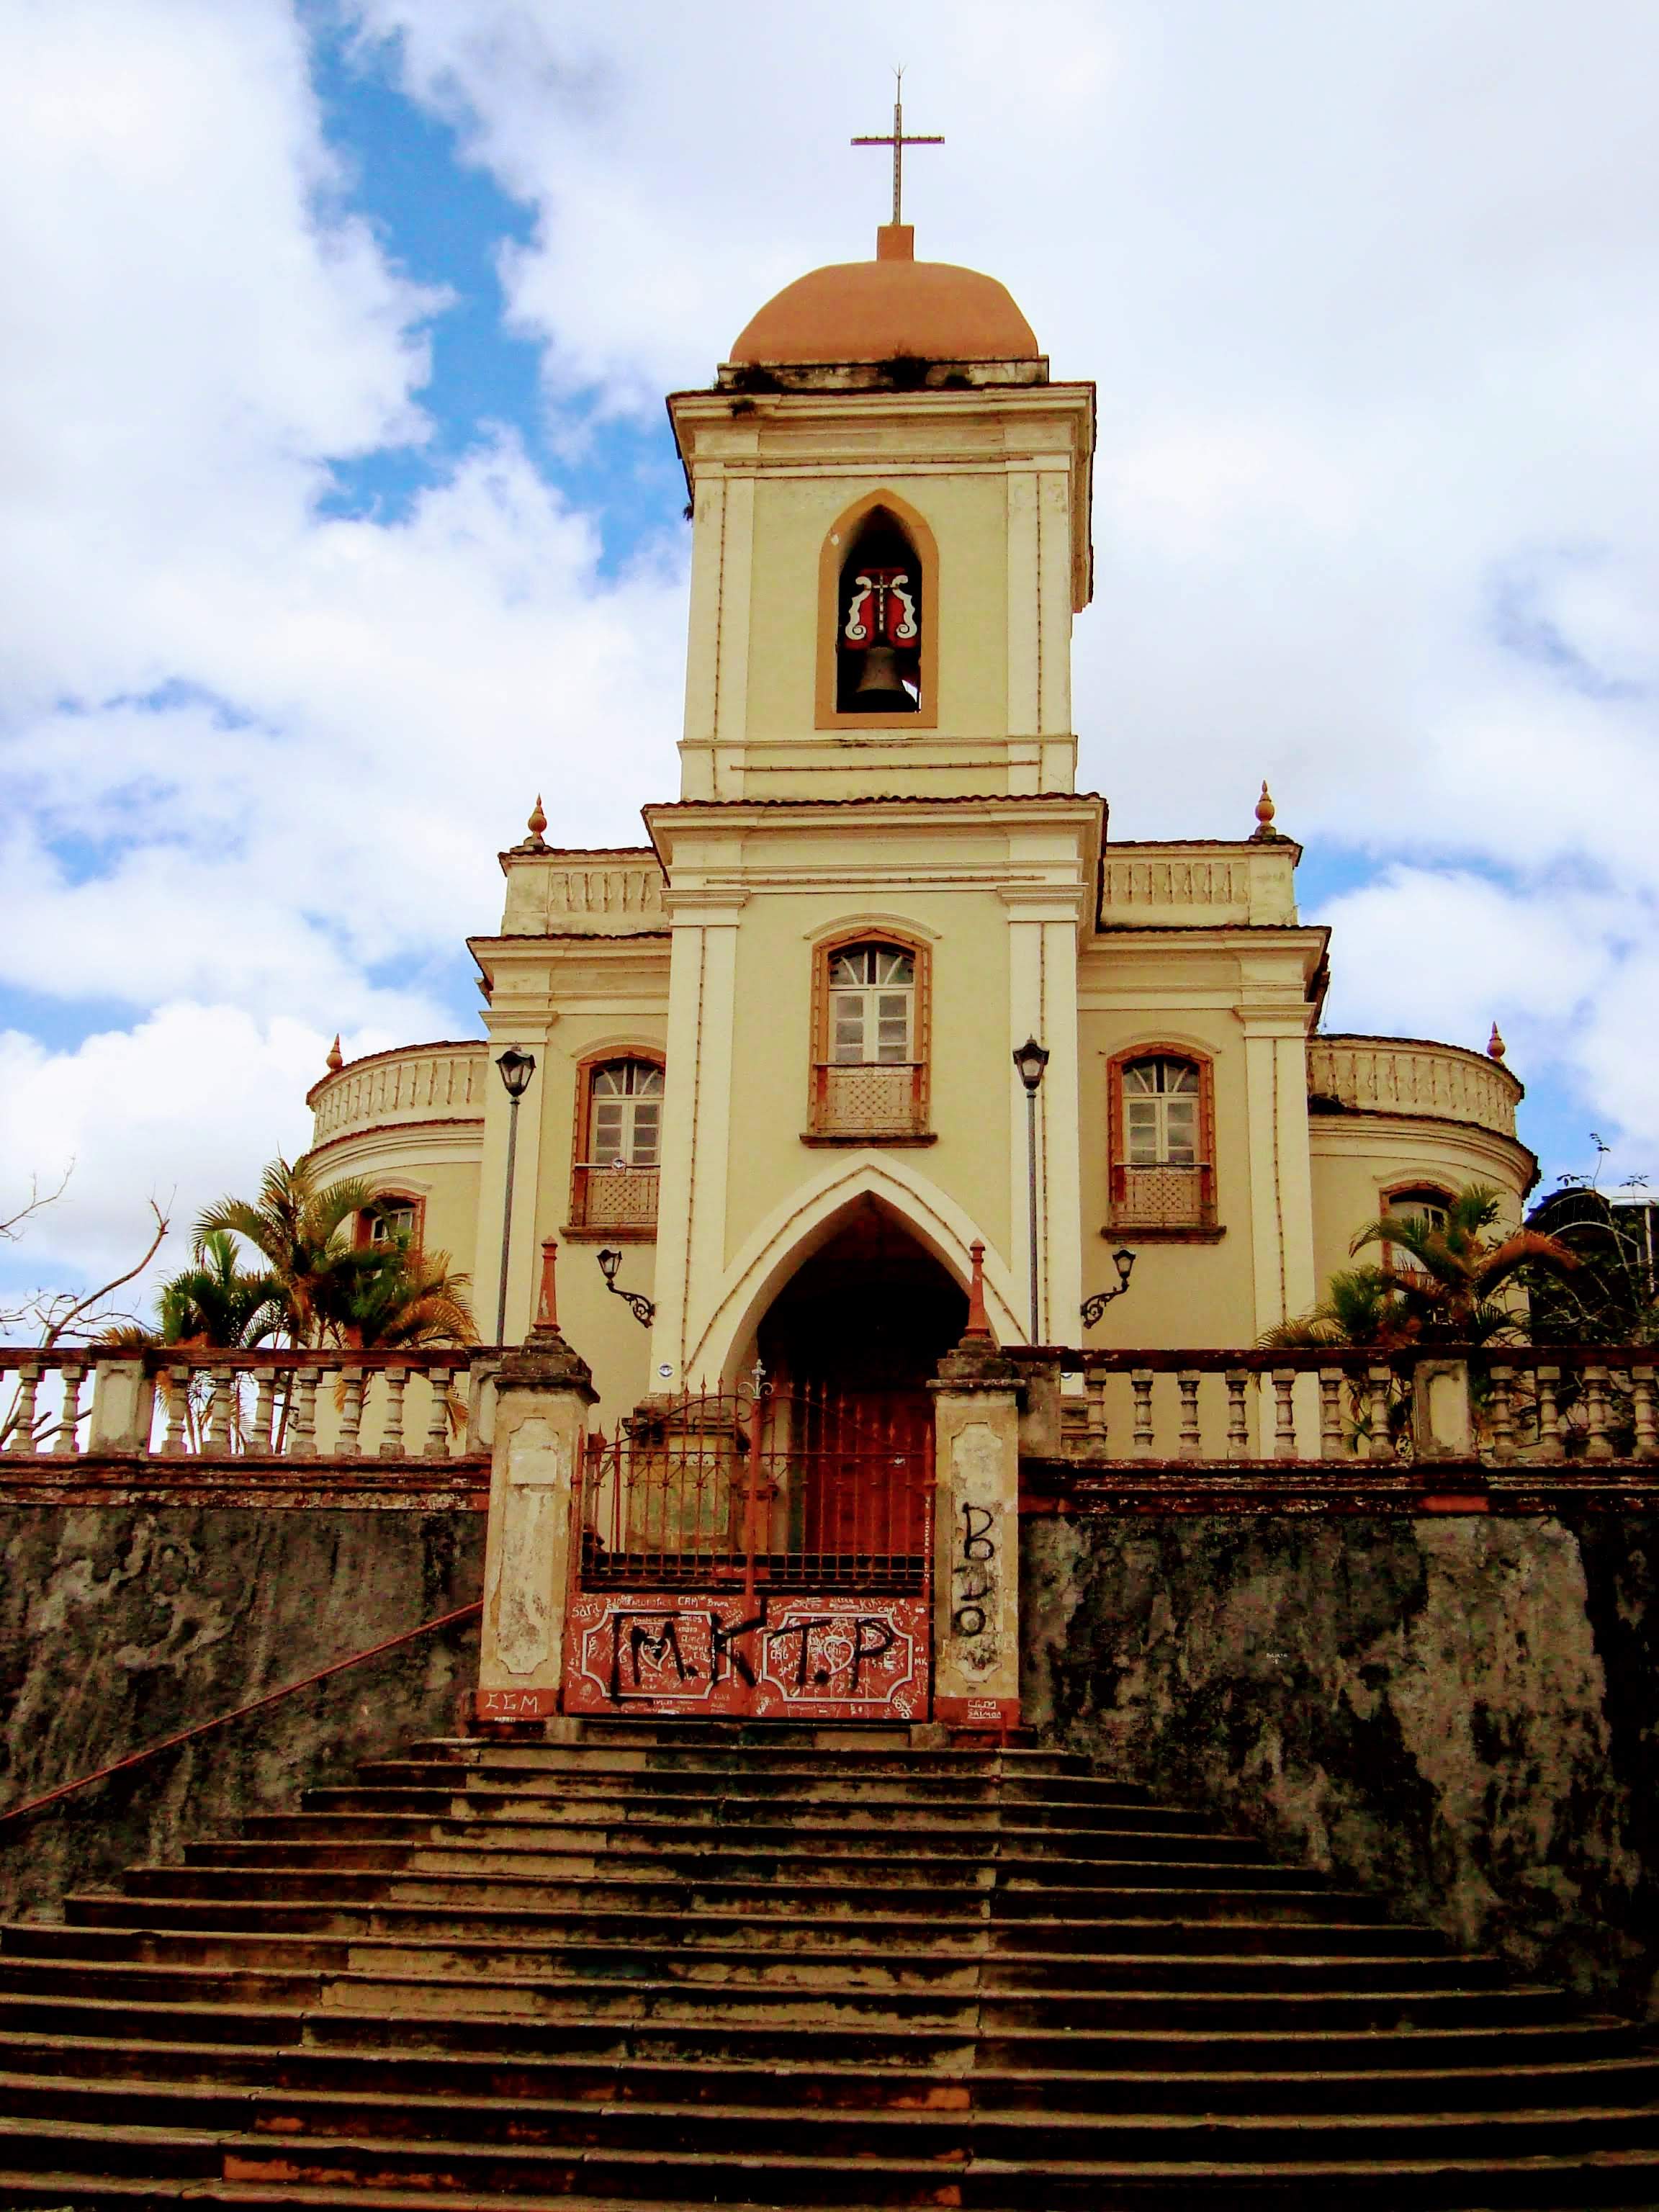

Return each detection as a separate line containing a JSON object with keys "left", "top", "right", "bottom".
{"left": 930, "top": 1243, "right": 1024, "bottom": 1735}
{"left": 475, "top": 1241, "right": 597, "bottom": 1723}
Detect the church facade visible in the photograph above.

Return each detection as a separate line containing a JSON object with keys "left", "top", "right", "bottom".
{"left": 304, "top": 221, "right": 1534, "bottom": 1431}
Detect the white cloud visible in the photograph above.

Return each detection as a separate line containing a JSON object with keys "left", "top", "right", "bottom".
{"left": 7, "top": 0, "right": 1659, "bottom": 1306}
{"left": 0, "top": 1006, "right": 338, "bottom": 1304}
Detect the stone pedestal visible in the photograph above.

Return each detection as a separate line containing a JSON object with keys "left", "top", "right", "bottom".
{"left": 475, "top": 1245, "right": 597, "bottom": 1723}
{"left": 929, "top": 1250, "right": 1024, "bottom": 1734}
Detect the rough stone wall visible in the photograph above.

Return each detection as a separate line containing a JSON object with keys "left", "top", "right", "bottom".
{"left": 0, "top": 1506, "right": 484, "bottom": 1917}
{"left": 1022, "top": 1514, "right": 1659, "bottom": 2012}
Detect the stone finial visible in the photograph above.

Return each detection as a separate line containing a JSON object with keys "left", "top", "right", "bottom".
{"left": 1488, "top": 1022, "right": 1507, "bottom": 1063}
{"left": 513, "top": 795, "right": 549, "bottom": 855}
{"left": 534, "top": 1238, "right": 559, "bottom": 1332}
{"left": 962, "top": 1240, "right": 994, "bottom": 1346}
{"left": 499, "top": 1235, "right": 595, "bottom": 1398}
{"left": 325, "top": 1034, "right": 343, "bottom": 1073}
{"left": 1249, "top": 780, "right": 1282, "bottom": 842}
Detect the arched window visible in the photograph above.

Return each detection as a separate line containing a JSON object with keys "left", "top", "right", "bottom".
{"left": 1383, "top": 1185, "right": 1452, "bottom": 1238}
{"left": 808, "top": 936, "right": 932, "bottom": 1143}
{"left": 835, "top": 508, "right": 922, "bottom": 715}
{"left": 1107, "top": 1049, "right": 1218, "bottom": 1235}
{"left": 570, "top": 1056, "right": 663, "bottom": 1233}
{"left": 358, "top": 1193, "right": 423, "bottom": 1252}
{"left": 1380, "top": 1182, "right": 1455, "bottom": 1282}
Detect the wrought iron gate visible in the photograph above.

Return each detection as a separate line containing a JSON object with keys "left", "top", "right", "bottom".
{"left": 561, "top": 1382, "right": 933, "bottom": 1722}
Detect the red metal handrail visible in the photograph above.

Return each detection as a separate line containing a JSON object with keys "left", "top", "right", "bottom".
{"left": 0, "top": 1597, "right": 482, "bottom": 1825}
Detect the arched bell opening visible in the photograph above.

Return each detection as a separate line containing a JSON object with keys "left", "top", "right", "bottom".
{"left": 835, "top": 507, "right": 923, "bottom": 714}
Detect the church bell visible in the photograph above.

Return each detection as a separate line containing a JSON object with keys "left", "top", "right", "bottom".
{"left": 851, "top": 644, "right": 914, "bottom": 709}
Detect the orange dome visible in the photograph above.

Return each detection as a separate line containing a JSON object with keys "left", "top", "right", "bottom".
{"left": 730, "top": 229, "right": 1039, "bottom": 366}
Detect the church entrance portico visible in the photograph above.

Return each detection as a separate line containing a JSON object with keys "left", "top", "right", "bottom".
{"left": 559, "top": 1204, "right": 969, "bottom": 1722}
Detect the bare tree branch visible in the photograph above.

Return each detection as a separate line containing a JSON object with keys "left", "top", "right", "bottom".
{"left": 37, "top": 1199, "right": 171, "bottom": 1349}
{"left": 0, "top": 1164, "right": 74, "bottom": 1245}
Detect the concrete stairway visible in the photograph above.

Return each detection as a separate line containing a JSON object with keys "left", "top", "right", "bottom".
{"left": 0, "top": 1723, "right": 1656, "bottom": 2208}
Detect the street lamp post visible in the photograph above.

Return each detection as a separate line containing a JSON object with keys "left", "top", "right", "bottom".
{"left": 493, "top": 1045, "right": 537, "bottom": 1343}
{"left": 1012, "top": 1036, "right": 1050, "bottom": 1344}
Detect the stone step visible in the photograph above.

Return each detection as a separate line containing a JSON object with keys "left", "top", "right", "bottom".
{"left": 5, "top": 2111, "right": 1659, "bottom": 2209}
{"left": 174, "top": 1840, "right": 1310, "bottom": 1889}
{"left": 1, "top": 1988, "right": 1634, "bottom": 2083}
{"left": 0, "top": 1948, "right": 1556, "bottom": 2029}
{"left": 307, "top": 1785, "right": 1210, "bottom": 1831}
{"left": 234, "top": 1810, "right": 1259, "bottom": 1858}
{"left": 1, "top": 2027, "right": 1651, "bottom": 2117}
{"left": 59, "top": 1895, "right": 1449, "bottom": 1958}
{"left": 4, "top": 2067, "right": 1659, "bottom": 2166}
{"left": 349, "top": 1764, "right": 1164, "bottom": 1806}
{"left": 0, "top": 1924, "right": 1496, "bottom": 1995}
{"left": 394, "top": 1740, "right": 1094, "bottom": 1776}
{"left": 112, "top": 1863, "right": 1398, "bottom": 1921}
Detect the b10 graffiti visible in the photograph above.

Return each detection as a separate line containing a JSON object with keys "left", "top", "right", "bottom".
{"left": 951, "top": 1501, "right": 997, "bottom": 1638}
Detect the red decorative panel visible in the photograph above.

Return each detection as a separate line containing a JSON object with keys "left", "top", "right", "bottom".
{"left": 562, "top": 1591, "right": 930, "bottom": 1721}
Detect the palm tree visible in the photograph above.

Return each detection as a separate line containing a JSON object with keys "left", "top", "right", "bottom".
{"left": 1349, "top": 1183, "right": 1578, "bottom": 1342}
{"left": 1259, "top": 1265, "right": 1414, "bottom": 1351}
{"left": 338, "top": 1242, "right": 477, "bottom": 1352}
{"left": 195, "top": 1156, "right": 378, "bottom": 1346}
{"left": 156, "top": 1231, "right": 286, "bottom": 1349}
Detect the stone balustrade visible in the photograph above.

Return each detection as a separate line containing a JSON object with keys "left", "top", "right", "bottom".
{"left": 0, "top": 1347, "right": 481, "bottom": 1462}
{"left": 6, "top": 1342, "right": 1657, "bottom": 1477}
{"left": 500, "top": 849, "right": 667, "bottom": 936}
{"left": 308, "top": 1043, "right": 487, "bottom": 1147}
{"left": 1098, "top": 842, "right": 1298, "bottom": 928}
{"left": 1307, "top": 1033, "right": 1521, "bottom": 1140}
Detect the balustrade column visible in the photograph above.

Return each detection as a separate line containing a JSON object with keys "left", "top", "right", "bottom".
{"left": 1224, "top": 1372, "right": 1250, "bottom": 1462}
{"left": 1176, "top": 1372, "right": 1202, "bottom": 1461}
{"left": 53, "top": 1361, "right": 86, "bottom": 1455}
{"left": 1534, "top": 1367, "right": 1563, "bottom": 1462}
{"left": 6, "top": 1364, "right": 41, "bottom": 1454}
{"left": 1270, "top": 1371, "right": 1298, "bottom": 1460}
{"left": 379, "top": 1367, "right": 410, "bottom": 1459}
{"left": 1632, "top": 1364, "right": 1658, "bottom": 1461}
{"left": 288, "top": 1369, "right": 320, "bottom": 1460}
{"left": 1318, "top": 1369, "right": 1345, "bottom": 1460}
{"left": 251, "top": 1370, "right": 276, "bottom": 1455}
{"left": 1583, "top": 1365, "right": 1614, "bottom": 1461}
{"left": 1130, "top": 1372, "right": 1154, "bottom": 1455}
{"left": 338, "top": 1369, "right": 366, "bottom": 1459}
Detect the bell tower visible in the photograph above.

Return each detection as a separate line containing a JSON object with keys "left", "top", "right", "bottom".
{"left": 668, "top": 220, "right": 1093, "bottom": 801}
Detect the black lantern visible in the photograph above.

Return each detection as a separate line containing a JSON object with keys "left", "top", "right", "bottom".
{"left": 1012, "top": 1035, "right": 1051, "bottom": 1093}
{"left": 495, "top": 1044, "right": 536, "bottom": 1099}
{"left": 596, "top": 1246, "right": 655, "bottom": 1328}
{"left": 1081, "top": 1246, "right": 1138, "bottom": 1330}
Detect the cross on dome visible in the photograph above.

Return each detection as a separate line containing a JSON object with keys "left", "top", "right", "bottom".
{"left": 851, "top": 69, "right": 943, "bottom": 227}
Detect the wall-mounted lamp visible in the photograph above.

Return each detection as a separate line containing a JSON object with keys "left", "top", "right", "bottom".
{"left": 1081, "top": 1245, "right": 1137, "bottom": 1329}
{"left": 597, "top": 1246, "right": 655, "bottom": 1328}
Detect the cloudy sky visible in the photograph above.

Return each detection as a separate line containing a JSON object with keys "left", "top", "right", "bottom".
{"left": 2, "top": 0, "right": 1656, "bottom": 1308}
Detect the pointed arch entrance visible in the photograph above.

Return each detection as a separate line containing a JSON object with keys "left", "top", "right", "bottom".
{"left": 755, "top": 1198, "right": 964, "bottom": 1560}
{"left": 561, "top": 1196, "right": 961, "bottom": 1726}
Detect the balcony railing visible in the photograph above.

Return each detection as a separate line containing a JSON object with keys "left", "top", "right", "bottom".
{"left": 809, "top": 1061, "right": 929, "bottom": 1141}
{"left": 570, "top": 1163, "right": 660, "bottom": 1233}
{"left": 1108, "top": 1164, "right": 1217, "bottom": 1233}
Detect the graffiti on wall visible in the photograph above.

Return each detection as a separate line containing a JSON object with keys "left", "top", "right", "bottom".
{"left": 562, "top": 1591, "right": 930, "bottom": 1719}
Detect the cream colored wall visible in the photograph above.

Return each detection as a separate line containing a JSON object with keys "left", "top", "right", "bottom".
{"left": 672, "top": 386, "right": 1091, "bottom": 804}
{"left": 1309, "top": 1117, "right": 1534, "bottom": 1308}
{"left": 1075, "top": 1003, "right": 1261, "bottom": 1349}
{"left": 720, "top": 886, "right": 1015, "bottom": 1266}
{"left": 745, "top": 472, "right": 1010, "bottom": 741}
